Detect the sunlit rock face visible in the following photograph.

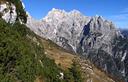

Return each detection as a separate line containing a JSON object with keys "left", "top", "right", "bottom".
{"left": 27, "top": 8, "right": 91, "bottom": 52}
{"left": 0, "top": 2, "right": 17, "bottom": 23}
{"left": 27, "top": 9, "right": 128, "bottom": 82}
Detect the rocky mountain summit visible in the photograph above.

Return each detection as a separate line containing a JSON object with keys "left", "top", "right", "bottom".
{"left": 27, "top": 8, "right": 128, "bottom": 82}
{"left": 27, "top": 8, "right": 90, "bottom": 52}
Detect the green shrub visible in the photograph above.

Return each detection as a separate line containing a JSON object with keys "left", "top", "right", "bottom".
{"left": 64, "top": 61, "right": 83, "bottom": 82}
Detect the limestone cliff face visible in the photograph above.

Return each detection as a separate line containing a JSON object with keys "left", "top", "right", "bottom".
{"left": 77, "top": 16, "right": 120, "bottom": 55}
{"left": 27, "top": 9, "right": 128, "bottom": 82}
{"left": 27, "top": 8, "right": 91, "bottom": 52}
{"left": 0, "top": 2, "right": 17, "bottom": 23}
{"left": 77, "top": 16, "right": 128, "bottom": 81}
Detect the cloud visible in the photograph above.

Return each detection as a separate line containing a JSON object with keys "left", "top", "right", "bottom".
{"left": 107, "top": 8, "right": 128, "bottom": 28}
{"left": 108, "top": 8, "right": 128, "bottom": 21}
{"left": 106, "top": 14, "right": 128, "bottom": 28}
{"left": 109, "top": 14, "right": 128, "bottom": 21}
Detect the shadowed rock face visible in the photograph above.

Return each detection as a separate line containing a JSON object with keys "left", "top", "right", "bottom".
{"left": 27, "top": 9, "right": 128, "bottom": 82}
{"left": 121, "top": 29, "right": 128, "bottom": 38}
{"left": 76, "top": 17, "right": 128, "bottom": 81}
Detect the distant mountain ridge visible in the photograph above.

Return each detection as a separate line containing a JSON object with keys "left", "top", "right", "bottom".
{"left": 27, "top": 8, "right": 128, "bottom": 82}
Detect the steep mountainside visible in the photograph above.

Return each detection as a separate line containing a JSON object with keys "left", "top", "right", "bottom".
{"left": 41, "top": 37, "right": 116, "bottom": 82}
{"left": 0, "top": 1, "right": 83, "bottom": 82}
{"left": 0, "top": 18, "right": 86, "bottom": 82}
{"left": 76, "top": 16, "right": 128, "bottom": 81}
{"left": 0, "top": 16, "right": 116, "bottom": 82}
{"left": 0, "top": 0, "right": 117, "bottom": 82}
{"left": 27, "top": 9, "right": 128, "bottom": 82}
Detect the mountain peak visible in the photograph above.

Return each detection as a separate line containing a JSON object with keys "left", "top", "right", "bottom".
{"left": 50, "top": 8, "right": 81, "bottom": 15}
{"left": 70, "top": 9, "right": 81, "bottom": 14}
{"left": 43, "top": 8, "right": 90, "bottom": 23}
{"left": 91, "top": 15, "right": 104, "bottom": 21}
{"left": 48, "top": 8, "right": 67, "bottom": 15}
{"left": 50, "top": 8, "right": 63, "bottom": 14}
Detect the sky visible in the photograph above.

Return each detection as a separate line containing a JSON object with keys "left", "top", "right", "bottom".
{"left": 22, "top": 0, "right": 128, "bottom": 29}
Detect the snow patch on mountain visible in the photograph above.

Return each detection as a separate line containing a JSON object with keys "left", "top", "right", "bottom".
{"left": 121, "top": 51, "right": 127, "bottom": 62}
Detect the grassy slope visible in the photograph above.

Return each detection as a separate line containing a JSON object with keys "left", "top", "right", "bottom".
{"left": 41, "top": 38, "right": 75, "bottom": 70}
{"left": 39, "top": 36, "right": 116, "bottom": 82}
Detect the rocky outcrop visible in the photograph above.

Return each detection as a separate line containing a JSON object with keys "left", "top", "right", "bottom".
{"left": 0, "top": 0, "right": 27, "bottom": 23}
{"left": 0, "top": 2, "right": 17, "bottom": 23}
